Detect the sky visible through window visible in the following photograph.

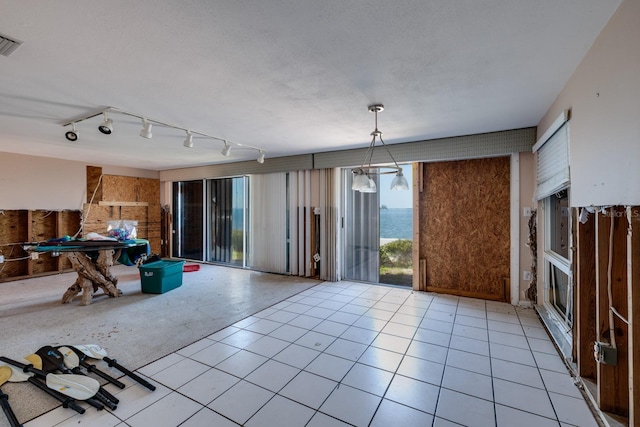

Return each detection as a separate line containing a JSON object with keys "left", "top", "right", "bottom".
{"left": 379, "top": 164, "right": 412, "bottom": 208}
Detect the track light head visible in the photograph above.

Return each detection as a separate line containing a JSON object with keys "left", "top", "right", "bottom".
{"left": 65, "top": 123, "right": 79, "bottom": 141}
{"left": 98, "top": 112, "right": 113, "bottom": 135}
{"left": 139, "top": 118, "right": 152, "bottom": 139}
{"left": 183, "top": 131, "right": 194, "bottom": 148}
{"left": 221, "top": 142, "right": 231, "bottom": 157}
{"left": 257, "top": 150, "right": 266, "bottom": 164}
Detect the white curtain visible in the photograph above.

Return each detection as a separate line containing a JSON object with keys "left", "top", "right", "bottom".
{"left": 248, "top": 172, "right": 287, "bottom": 273}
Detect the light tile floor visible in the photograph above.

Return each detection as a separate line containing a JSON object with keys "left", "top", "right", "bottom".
{"left": 26, "top": 281, "right": 599, "bottom": 427}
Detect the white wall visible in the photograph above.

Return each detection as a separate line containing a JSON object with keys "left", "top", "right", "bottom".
{"left": 537, "top": 0, "right": 640, "bottom": 207}
{"left": 0, "top": 152, "right": 158, "bottom": 210}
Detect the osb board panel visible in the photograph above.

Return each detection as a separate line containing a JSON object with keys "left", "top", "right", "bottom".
{"left": 596, "top": 208, "right": 629, "bottom": 416}
{"left": 82, "top": 204, "right": 161, "bottom": 255}
{"left": 101, "top": 176, "right": 160, "bottom": 204}
{"left": 419, "top": 157, "right": 510, "bottom": 301}
{"left": 31, "top": 211, "right": 58, "bottom": 274}
{"left": 86, "top": 166, "right": 103, "bottom": 203}
{"left": 0, "top": 210, "right": 29, "bottom": 279}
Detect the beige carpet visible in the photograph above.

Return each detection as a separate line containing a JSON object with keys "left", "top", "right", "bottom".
{"left": 0, "top": 262, "right": 321, "bottom": 425}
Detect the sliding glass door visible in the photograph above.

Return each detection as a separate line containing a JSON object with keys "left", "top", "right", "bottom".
{"left": 173, "top": 177, "right": 247, "bottom": 266}
{"left": 207, "top": 177, "right": 247, "bottom": 266}
{"left": 343, "top": 165, "right": 413, "bottom": 286}
{"left": 344, "top": 169, "right": 380, "bottom": 282}
{"left": 172, "top": 180, "right": 204, "bottom": 260}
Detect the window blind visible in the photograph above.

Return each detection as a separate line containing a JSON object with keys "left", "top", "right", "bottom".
{"left": 534, "top": 122, "right": 570, "bottom": 200}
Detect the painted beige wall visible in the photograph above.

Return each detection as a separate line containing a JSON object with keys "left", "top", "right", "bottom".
{"left": 519, "top": 152, "right": 536, "bottom": 302}
{"left": 537, "top": 0, "right": 639, "bottom": 207}
{"left": 0, "top": 151, "right": 158, "bottom": 210}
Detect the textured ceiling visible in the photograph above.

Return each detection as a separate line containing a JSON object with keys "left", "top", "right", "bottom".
{"left": 0, "top": 1, "right": 620, "bottom": 170}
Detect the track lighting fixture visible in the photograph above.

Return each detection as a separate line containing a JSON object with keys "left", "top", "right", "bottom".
{"left": 221, "top": 141, "right": 231, "bottom": 157}
{"left": 139, "top": 118, "right": 153, "bottom": 139}
{"left": 183, "top": 131, "right": 194, "bottom": 148}
{"left": 65, "top": 123, "right": 79, "bottom": 141}
{"left": 61, "top": 106, "right": 266, "bottom": 162}
{"left": 98, "top": 112, "right": 113, "bottom": 134}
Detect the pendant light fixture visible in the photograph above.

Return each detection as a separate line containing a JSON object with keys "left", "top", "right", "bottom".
{"left": 352, "top": 104, "right": 409, "bottom": 193}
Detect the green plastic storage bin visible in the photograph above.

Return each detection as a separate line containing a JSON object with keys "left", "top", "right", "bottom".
{"left": 139, "top": 260, "right": 185, "bottom": 294}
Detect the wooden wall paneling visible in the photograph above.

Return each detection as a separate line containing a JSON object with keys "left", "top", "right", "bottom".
{"left": 30, "top": 210, "right": 58, "bottom": 274}
{"left": 574, "top": 209, "right": 597, "bottom": 380}
{"left": 137, "top": 177, "right": 160, "bottom": 203}
{"left": 0, "top": 210, "right": 29, "bottom": 280}
{"left": 419, "top": 157, "right": 511, "bottom": 301}
{"left": 86, "top": 166, "right": 103, "bottom": 203}
{"left": 101, "top": 175, "right": 137, "bottom": 202}
{"left": 629, "top": 207, "right": 639, "bottom": 424}
{"left": 596, "top": 208, "right": 629, "bottom": 416}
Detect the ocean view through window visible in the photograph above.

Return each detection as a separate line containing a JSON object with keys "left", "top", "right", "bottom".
{"left": 379, "top": 165, "right": 413, "bottom": 286}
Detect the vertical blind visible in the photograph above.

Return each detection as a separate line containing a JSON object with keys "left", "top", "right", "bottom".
{"left": 319, "top": 168, "right": 339, "bottom": 281}
{"left": 248, "top": 173, "right": 288, "bottom": 273}
{"left": 534, "top": 121, "right": 570, "bottom": 200}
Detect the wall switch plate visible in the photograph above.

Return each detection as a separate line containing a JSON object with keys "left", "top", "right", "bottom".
{"left": 0, "top": 255, "right": 4, "bottom": 263}
{"left": 31, "top": 252, "right": 39, "bottom": 260}
{"left": 523, "top": 207, "right": 532, "bottom": 217}
{"left": 523, "top": 270, "right": 532, "bottom": 281}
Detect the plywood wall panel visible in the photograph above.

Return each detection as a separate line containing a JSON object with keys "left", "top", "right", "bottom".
{"left": 0, "top": 210, "right": 29, "bottom": 279}
{"left": 86, "top": 166, "right": 103, "bottom": 203}
{"left": 419, "top": 157, "right": 510, "bottom": 301}
{"left": 31, "top": 211, "right": 57, "bottom": 274}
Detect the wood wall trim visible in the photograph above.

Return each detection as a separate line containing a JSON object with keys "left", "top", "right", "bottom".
{"left": 630, "top": 207, "right": 640, "bottom": 425}
{"left": 574, "top": 209, "right": 597, "bottom": 379}
{"left": 596, "top": 208, "right": 629, "bottom": 416}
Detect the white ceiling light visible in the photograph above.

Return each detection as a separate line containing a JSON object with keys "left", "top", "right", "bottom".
{"left": 98, "top": 112, "right": 113, "bottom": 134}
{"left": 139, "top": 118, "right": 153, "bottom": 139}
{"left": 65, "top": 122, "right": 79, "bottom": 141}
{"left": 183, "top": 131, "right": 194, "bottom": 148}
{"left": 221, "top": 141, "right": 231, "bottom": 156}
{"left": 351, "top": 104, "right": 409, "bottom": 193}
{"left": 60, "top": 106, "right": 266, "bottom": 161}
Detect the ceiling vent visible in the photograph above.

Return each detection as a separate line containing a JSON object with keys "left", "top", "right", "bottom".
{"left": 0, "top": 33, "right": 22, "bottom": 57}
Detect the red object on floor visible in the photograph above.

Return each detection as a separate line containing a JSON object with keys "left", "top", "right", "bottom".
{"left": 183, "top": 264, "right": 200, "bottom": 272}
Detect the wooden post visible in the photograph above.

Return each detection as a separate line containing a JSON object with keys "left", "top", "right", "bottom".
{"left": 595, "top": 208, "right": 629, "bottom": 416}
{"left": 575, "top": 209, "right": 597, "bottom": 380}
{"left": 629, "top": 207, "right": 640, "bottom": 425}
{"left": 412, "top": 163, "right": 421, "bottom": 291}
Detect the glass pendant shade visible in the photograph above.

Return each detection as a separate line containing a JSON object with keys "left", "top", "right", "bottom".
{"left": 360, "top": 178, "right": 377, "bottom": 193}
{"left": 352, "top": 171, "right": 370, "bottom": 191}
{"left": 390, "top": 170, "right": 410, "bottom": 190}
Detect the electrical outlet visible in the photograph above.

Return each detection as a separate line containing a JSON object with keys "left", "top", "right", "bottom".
{"left": 594, "top": 342, "right": 617, "bottom": 365}
{"left": 0, "top": 255, "right": 4, "bottom": 263}
{"left": 523, "top": 207, "right": 532, "bottom": 217}
{"left": 31, "top": 252, "right": 39, "bottom": 260}
{"left": 523, "top": 270, "right": 532, "bottom": 281}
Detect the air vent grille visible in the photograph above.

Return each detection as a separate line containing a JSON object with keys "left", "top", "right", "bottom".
{"left": 0, "top": 33, "right": 22, "bottom": 57}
